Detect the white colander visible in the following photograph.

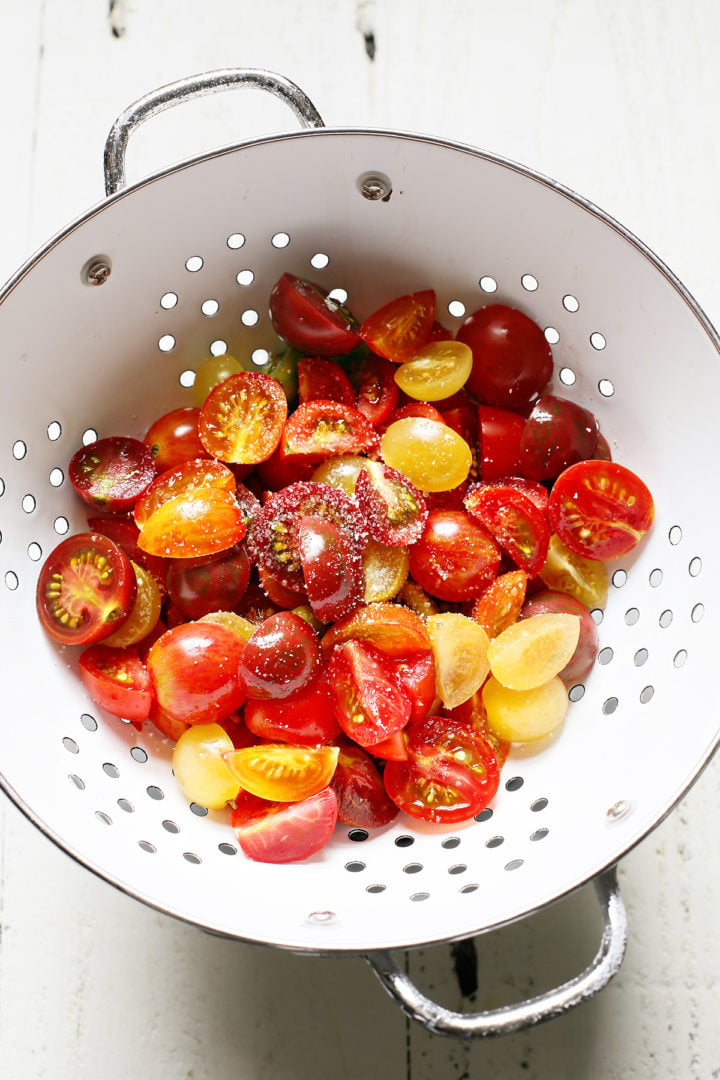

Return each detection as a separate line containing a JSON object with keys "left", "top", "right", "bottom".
{"left": 1, "top": 69, "right": 717, "bottom": 1039}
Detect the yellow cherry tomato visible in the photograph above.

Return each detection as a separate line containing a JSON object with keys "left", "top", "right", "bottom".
{"left": 102, "top": 562, "right": 162, "bottom": 648}
{"left": 394, "top": 340, "right": 473, "bottom": 401}
{"left": 223, "top": 743, "right": 340, "bottom": 802}
{"left": 380, "top": 417, "right": 472, "bottom": 492}
{"left": 192, "top": 354, "right": 245, "bottom": 406}
{"left": 539, "top": 533, "right": 609, "bottom": 610}
{"left": 482, "top": 676, "right": 569, "bottom": 742}
{"left": 172, "top": 722, "right": 240, "bottom": 809}
{"left": 311, "top": 454, "right": 367, "bottom": 496}
{"left": 487, "top": 612, "right": 580, "bottom": 690}
{"left": 426, "top": 612, "right": 491, "bottom": 709}
{"left": 363, "top": 538, "right": 409, "bottom": 602}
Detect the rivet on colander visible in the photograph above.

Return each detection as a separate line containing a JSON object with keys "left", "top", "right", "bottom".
{"left": 308, "top": 911, "right": 336, "bottom": 925}
{"left": 606, "top": 799, "right": 633, "bottom": 823}
{"left": 358, "top": 171, "right": 392, "bottom": 201}
{"left": 83, "top": 258, "right": 112, "bottom": 286}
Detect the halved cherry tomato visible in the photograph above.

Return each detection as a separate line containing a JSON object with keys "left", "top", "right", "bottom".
{"left": 254, "top": 440, "right": 318, "bottom": 492}
{"left": 393, "top": 650, "right": 437, "bottom": 724}
{"left": 137, "top": 488, "right": 246, "bottom": 558}
{"left": 321, "top": 601, "right": 431, "bottom": 659}
{"left": 257, "top": 562, "right": 307, "bottom": 609}
{"left": 36, "top": 532, "right": 137, "bottom": 645}
{"left": 477, "top": 405, "right": 525, "bottom": 480}
{"left": 165, "top": 543, "right": 251, "bottom": 619}
{"left": 385, "top": 401, "right": 446, "bottom": 426}
{"left": 237, "top": 611, "right": 322, "bottom": 701}
{"left": 230, "top": 787, "right": 338, "bottom": 863}
{"left": 383, "top": 714, "right": 499, "bottom": 824}
{"left": 456, "top": 304, "right": 553, "bottom": 411}
{"left": 426, "top": 612, "right": 491, "bottom": 709}
{"left": 359, "top": 289, "right": 436, "bottom": 363}
{"left": 69, "top": 437, "right": 156, "bottom": 513}
{"left": 327, "top": 639, "right": 412, "bottom": 747}
{"left": 198, "top": 371, "right": 288, "bottom": 464}
{"left": 78, "top": 643, "right": 152, "bottom": 723}
{"left": 464, "top": 482, "right": 550, "bottom": 577}
{"left": 147, "top": 621, "right": 247, "bottom": 724}
{"left": 87, "top": 515, "right": 169, "bottom": 597}
{"left": 133, "top": 458, "right": 236, "bottom": 527}
{"left": 144, "top": 407, "right": 209, "bottom": 472}
{"left": 244, "top": 672, "right": 341, "bottom": 745}
{"left": 224, "top": 743, "right": 339, "bottom": 802}
{"left": 282, "top": 400, "right": 380, "bottom": 460}
{"left": 409, "top": 509, "right": 502, "bottom": 602}
{"left": 548, "top": 459, "right": 655, "bottom": 561}
{"left": 298, "top": 514, "right": 364, "bottom": 622}
{"left": 471, "top": 569, "right": 529, "bottom": 638}
{"left": 394, "top": 340, "right": 473, "bottom": 401}
{"left": 364, "top": 729, "right": 410, "bottom": 761}
{"left": 362, "top": 539, "right": 409, "bottom": 603}
{"left": 518, "top": 394, "right": 599, "bottom": 481}
{"left": 102, "top": 561, "right": 162, "bottom": 647}
{"left": 297, "top": 357, "right": 356, "bottom": 407}
{"left": 381, "top": 417, "right": 473, "bottom": 493}
{"left": 354, "top": 461, "right": 428, "bottom": 546}
{"left": 331, "top": 739, "right": 400, "bottom": 827}
{"left": 351, "top": 353, "right": 399, "bottom": 427}
{"left": 269, "top": 273, "right": 361, "bottom": 357}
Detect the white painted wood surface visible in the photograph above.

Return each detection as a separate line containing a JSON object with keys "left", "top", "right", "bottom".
{"left": 1, "top": 1, "right": 719, "bottom": 1075}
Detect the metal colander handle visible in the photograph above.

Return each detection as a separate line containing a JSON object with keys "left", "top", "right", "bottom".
{"left": 365, "top": 867, "right": 627, "bottom": 1038}
{"left": 103, "top": 67, "right": 325, "bottom": 196}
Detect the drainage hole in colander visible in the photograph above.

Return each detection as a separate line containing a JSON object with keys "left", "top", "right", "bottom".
{"left": 190, "top": 803, "right": 208, "bottom": 817}
{"left": 49, "top": 467, "right": 64, "bottom": 488}
{"left": 366, "top": 884, "right": 386, "bottom": 894}
{"left": 227, "top": 233, "right": 245, "bottom": 250}
{"left": 345, "top": 861, "right": 366, "bottom": 873}
{"left": 210, "top": 339, "right": 228, "bottom": 356}
{"left": 271, "top": 232, "right": 290, "bottom": 250}
{"left": 22, "top": 494, "right": 36, "bottom": 514}
{"left": 5, "top": 572, "right": 19, "bottom": 591}
{"left": 27, "top": 542, "right": 42, "bottom": 562}
{"left": 689, "top": 556, "right": 702, "bottom": 577}
{"left": 634, "top": 648, "right": 649, "bottom": 666}
{"left": 395, "top": 835, "right": 414, "bottom": 847}
{"left": 559, "top": 367, "right": 576, "bottom": 386}
{"left": 95, "top": 811, "right": 112, "bottom": 826}
{"left": 82, "top": 428, "right": 98, "bottom": 445}
{"left": 521, "top": 274, "right": 538, "bottom": 292}
{"left": 219, "top": 842, "right": 237, "bottom": 855}
{"left": 69, "top": 774, "right": 85, "bottom": 790}
{"left": 201, "top": 299, "right": 219, "bottom": 317}
{"left": 592, "top": 608, "right": 604, "bottom": 625}
{"left": 12, "top": 440, "right": 26, "bottom": 460}
{"left": 590, "top": 332, "right": 606, "bottom": 350}
{"left": 102, "top": 762, "right": 120, "bottom": 778}
{"left": 531, "top": 797, "right": 549, "bottom": 812}
{"left": 569, "top": 685, "right": 585, "bottom": 702}
{"left": 160, "top": 292, "right": 178, "bottom": 309}
{"left": 505, "top": 859, "right": 524, "bottom": 872}
{"left": 441, "top": 836, "right": 461, "bottom": 849}
{"left": 0, "top": 477, "right": 4, "bottom": 497}
{"left": 80, "top": 713, "right": 98, "bottom": 731}
{"left": 185, "top": 256, "right": 203, "bottom": 272}
{"left": 448, "top": 864, "right": 467, "bottom": 876}
{"left": 659, "top": 609, "right": 673, "bottom": 628}
{"left": 691, "top": 603, "right": 704, "bottom": 623}
{"left": 158, "top": 334, "right": 175, "bottom": 353}
{"left": 252, "top": 348, "right": 271, "bottom": 366}
{"left": 505, "top": 776, "right": 524, "bottom": 792}
{"left": 674, "top": 649, "right": 688, "bottom": 668}
{"left": 241, "top": 308, "right": 259, "bottom": 327}
{"left": 130, "top": 746, "right": 148, "bottom": 763}
{"left": 479, "top": 276, "right": 497, "bottom": 293}
{"left": 403, "top": 863, "right": 423, "bottom": 874}
{"left": 545, "top": 326, "right": 560, "bottom": 345}
{"left": 649, "top": 568, "right": 663, "bottom": 587}
{"left": 162, "top": 820, "right": 179, "bottom": 834}
{"left": 310, "top": 253, "right": 329, "bottom": 270}
{"left": 474, "top": 807, "right": 493, "bottom": 822}
{"left": 625, "top": 607, "right": 640, "bottom": 626}
{"left": 447, "top": 300, "right": 466, "bottom": 319}
{"left": 562, "top": 294, "right": 579, "bottom": 313}
{"left": 602, "top": 697, "right": 619, "bottom": 715}
{"left": 236, "top": 269, "right": 254, "bottom": 286}
{"left": 461, "top": 884, "right": 479, "bottom": 894}
{"left": 47, "top": 421, "right": 62, "bottom": 441}
{"left": 147, "top": 785, "right": 164, "bottom": 801}
{"left": 183, "top": 852, "right": 202, "bottom": 865}
{"left": 118, "top": 798, "right": 134, "bottom": 813}
{"left": 138, "top": 840, "right": 156, "bottom": 853}
{"left": 348, "top": 829, "right": 369, "bottom": 842}
{"left": 62, "top": 737, "right": 79, "bottom": 754}
{"left": 179, "top": 370, "right": 195, "bottom": 389}
{"left": 598, "top": 646, "right": 614, "bottom": 665}
{"left": 612, "top": 569, "right": 627, "bottom": 589}
{"left": 598, "top": 378, "right": 614, "bottom": 397}
{"left": 410, "top": 892, "right": 430, "bottom": 902}
{"left": 640, "top": 686, "right": 655, "bottom": 704}
{"left": 530, "top": 828, "right": 549, "bottom": 842}
{"left": 486, "top": 836, "right": 504, "bottom": 849}
{"left": 669, "top": 525, "right": 682, "bottom": 545}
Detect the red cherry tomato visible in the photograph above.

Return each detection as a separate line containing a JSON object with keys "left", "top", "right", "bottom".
{"left": 518, "top": 394, "right": 599, "bottom": 481}
{"left": 548, "top": 459, "right": 655, "bottom": 560}
{"left": 165, "top": 543, "right": 251, "bottom": 619}
{"left": 269, "top": 273, "right": 360, "bottom": 356}
{"left": 456, "top": 304, "right": 553, "bottom": 411}
{"left": 244, "top": 672, "right": 341, "bottom": 745}
{"left": 144, "top": 406, "right": 209, "bottom": 472}
{"left": 521, "top": 589, "right": 599, "bottom": 684}
{"left": 253, "top": 440, "right": 318, "bottom": 492}
{"left": 477, "top": 405, "right": 525, "bottom": 480}
{"left": 464, "top": 482, "right": 550, "bottom": 577}
{"left": 199, "top": 371, "right": 288, "bottom": 465}
{"left": 36, "top": 532, "right": 137, "bottom": 645}
{"left": 359, "top": 290, "right": 436, "bottom": 363}
{"left": 230, "top": 787, "right": 338, "bottom": 863}
{"left": 87, "top": 515, "right": 169, "bottom": 597}
{"left": 331, "top": 739, "right": 400, "bottom": 828}
{"left": 298, "top": 515, "right": 364, "bottom": 622}
{"left": 409, "top": 509, "right": 502, "bottom": 602}
{"left": 147, "top": 622, "right": 247, "bottom": 724}
{"left": 328, "top": 639, "right": 412, "bottom": 747}
{"left": 354, "top": 461, "right": 428, "bottom": 547}
{"left": 297, "top": 356, "right": 356, "bottom": 407}
{"left": 393, "top": 650, "right": 437, "bottom": 724}
{"left": 78, "top": 644, "right": 152, "bottom": 723}
{"left": 237, "top": 611, "right": 322, "bottom": 701}
{"left": 282, "top": 400, "right": 380, "bottom": 460}
{"left": 69, "top": 437, "right": 156, "bottom": 514}
{"left": 352, "top": 353, "right": 400, "bottom": 427}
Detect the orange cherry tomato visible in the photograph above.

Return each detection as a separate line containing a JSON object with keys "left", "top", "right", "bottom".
{"left": 137, "top": 488, "right": 246, "bottom": 558}
{"left": 321, "top": 601, "right": 432, "bottom": 660}
{"left": 199, "top": 371, "right": 288, "bottom": 464}
{"left": 359, "top": 289, "right": 436, "bottom": 363}
{"left": 134, "top": 458, "right": 236, "bottom": 527}
{"left": 224, "top": 743, "right": 340, "bottom": 802}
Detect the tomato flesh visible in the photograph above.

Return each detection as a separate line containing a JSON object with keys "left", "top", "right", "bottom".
{"left": 283, "top": 400, "right": 380, "bottom": 460}
{"left": 78, "top": 643, "right": 152, "bottom": 723}
{"left": 224, "top": 743, "right": 339, "bottom": 802}
{"left": 327, "top": 639, "right": 412, "bottom": 747}
{"left": 464, "top": 482, "right": 550, "bottom": 577}
{"left": 269, "top": 273, "right": 361, "bottom": 357}
{"left": 354, "top": 461, "right": 428, "bottom": 546}
{"left": 359, "top": 289, "right": 436, "bottom": 363}
{"left": 199, "top": 371, "right": 288, "bottom": 464}
{"left": 230, "top": 787, "right": 338, "bottom": 863}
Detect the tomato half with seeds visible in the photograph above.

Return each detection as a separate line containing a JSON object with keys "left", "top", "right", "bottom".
{"left": 471, "top": 569, "right": 529, "bottom": 638}
{"left": 230, "top": 787, "right": 338, "bottom": 863}
{"left": 548, "top": 459, "right": 654, "bottom": 560}
{"left": 383, "top": 714, "right": 499, "bottom": 824}
{"left": 137, "top": 488, "right": 246, "bottom": 558}
{"left": 36, "top": 532, "right": 137, "bottom": 645}
{"left": 244, "top": 672, "right": 341, "bottom": 745}
{"left": 199, "top": 371, "right": 288, "bottom": 464}
{"left": 147, "top": 621, "right": 247, "bottom": 724}
{"left": 359, "top": 289, "right": 436, "bottom": 363}
{"left": 457, "top": 304, "right": 553, "bottom": 411}
{"left": 224, "top": 743, "right": 339, "bottom": 802}
{"left": 134, "top": 458, "right": 236, "bottom": 527}
{"left": 144, "top": 406, "right": 209, "bottom": 472}
{"left": 78, "top": 643, "right": 152, "bottom": 723}
{"left": 69, "top": 437, "right": 156, "bottom": 513}
{"left": 409, "top": 509, "right": 502, "bottom": 602}
{"left": 321, "top": 601, "right": 431, "bottom": 659}
{"left": 87, "top": 515, "right": 169, "bottom": 597}
{"left": 269, "top": 273, "right": 361, "bottom": 357}
{"left": 352, "top": 353, "right": 399, "bottom": 427}
{"left": 297, "top": 357, "right": 356, "bottom": 407}
{"left": 238, "top": 610, "right": 322, "bottom": 701}
{"left": 393, "top": 650, "right": 437, "bottom": 724}
{"left": 165, "top": 543, "right": 251, "bottom": 619}
{"left": 327, "top": 639, "right": 412, "bottom": 747}
{"left": 282, "top": 400, "right": 380, "bottom": 460}
{"left": 354, "top": 461, "right": 428, "bottom": 546}
{"left": 298, "top": 515, "right": 364, "bottom": 622}
{"left": 518, "top": 394, "right": 599, "bottom": 482}
{"left": 331, "top": 739, "right": 400, "bottom": 828}
{"left": 464, "top": 483, "right": 550, "bottom": 577}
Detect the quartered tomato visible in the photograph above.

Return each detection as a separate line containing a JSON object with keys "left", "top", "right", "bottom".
{"left": 518, "top": 394, "right": 599, "bottom": 482}
{"left": 237, "top": 611, "right": 322, "bottom": 701}
{"left": 137, "top": 488, "right": 246, "bottom": 559}
{"left": 359, "top": 289, "right": 436, "bottom": 363}
{"left": 539, "top": 533, "right": 609, "bottom": 610}
{"left": 331, "top": 739, "right": 400, "bottom": 828}
{"left": 426, "top": 611, "right": 491, "bottom": 709}
{"left": 362, "top": 539, "right": 409, "bottom": 603}
{"left": 471, "top": 569, "right": 529, "bottom": 638}
{"left": 352, "top": 353, "right": 400, "bottom": 427}
{"left": 297, "top": 356, "right": 356, "bottom": 407}
{"left": 133, "top": 458, "right": 236, "bottom": 527}
{"left": 456, "top": 304, "right": 553, "bottom": 411}
{"left": 144, "top": 407, "right": 209, "bottom": 472}
{"left": 165, "top": 543, "right": 251, "bottom": 619}
{"left": 102, "top": 561, "right": 162, "bottom": 648}
{"left": 548, "top": 459, "right": 655, "bottom": 561}
{"left": 487, "top": 612, "right": 580, "bottom": 691}
{"left": 282, "top": 400, "right": 380, "bottom": 460}
{"left": 244, "top": 672, "right": 341, "bottom": 745}
{"left": 78, "top": 643, "right": 152, "bottom": 723}
{"left": 36, "top": 532, "right": 137, "bottom": 645}
{"left": 69, "top": 436, "right": 156, "bottom": 513}
{"left": 224, "top": 743, "right": 339, "bottom": 802}
{"left": 298, "top": 514, "right": 364, "bottom": 621}
{"left": 354, "top": 461, "right": 428, "bottom": 546}
{"left": 171, "top": 722, "right": 240, "bottom": 809}
{"left": 269, "top": 273, "right": 361, "bottom": 357}
{"left": 327, "top": 639, "right": 412, "bottom": 747}
{"left": 409, "top": 509, "right": 502, "bottom": 602}
{"left": 230, "top": 787, "right": 338, "bottom": 863}
{"left": 477, "top": 405, "right": 525, "bottom": 481}
{"left": 383, "top": 714, "right": 500, "bottom": 824}
{"left": 393, "top": 650, "right": 437, "bottom": 724}
{"left": 198, "top": 371, "right": 288, "bottom": 464}
{"left": 464, "top": 482, "right": 550, "bottom": 577}
{"left": 147, "top": 621, "right": 247, "bottom": 724}
{"left": 321, "top": 601, "right": 431, "bottom": 659}
{"left": 521, "top": 590, "right": 599, "bottom": 685}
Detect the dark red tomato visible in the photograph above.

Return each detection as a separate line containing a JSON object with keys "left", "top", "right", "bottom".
{"left": 253, "top": 440, "right": 318, "bottom": 492}
{"left": 518, "top": 394, "right": 599, "bottom": 481}
{"left": 255, "top": 481, "right": 368, "bottom": 592}
{"left": 593, "top": 431, "right": 613, "bottom": 461}
{"left": 297, "top": 357, "right": 356, "bottom": 407}
{"left": 36, "top": 532, "right": 137, "bottom": 645}
{"left": 199, "top": 371, "right": 288, "bottom": 465}
{"left": 147, "top": 621, "right": 247, "bottom": 724}
{"left": 144, "top": 407, "right": 209, "bottom": 472}
{"left": 269, "top": 273, "right": 361, "bottom": 357}
{"left": 244, "top": 672, "right": 341, "bottom": 745}
{"left": 331, "top": 739, "right": 400, "bottom": 827}
{"left": 218, "top": 712, "right": 262, "bottom": 749}
{"left": 282, "top": 401, "right": 380, "bottom": 460}
{"left": 232, "top": 482, "right": 263, "bottom": 561}
{"left": 87, "top": 515, "right": 169, "bottom": 597}
{"left": 383, "top": 714, "right": 500, "bottom": 824}
{"left": 69, "top": 437, "right": 156, "bottom": 514}
{"left": 359, "top": 289, "right": 436, "bottom": 363}
{"left": 352, "top": 353, "right": 400, "bottom": 427}
{"left": 78, "top": 643, "right": 152, "bottom": 723}
{"left": 440, "top": 404, "right": 481, "bottom": 485}
{"left": 235, "top": 580, "right": 281, "bottom": 625}
{"left": 354, "top": 461, "right": 428, "bottom": 546}
{"left": 464, "top": 483, "right": 550, "bottom": 577}
{"left": 477, "top": 405, "right": 525, "bottom": 480}
{"left": 230, "top": 786, "right": 338, "bottom": 863}
{"left": 327, "top": 639, "right": 412, "bottom": 748}
{"left": 548, "top": 459, "right": 655, "bottom": 560}
{"left": 237, "top": 611, "right": 322, "bottom": 701}
{"left": 408, "top": 509, "right": 502, "bottom": 602}
{"left": 393, "top": 650, "right": 437, "bottom": 724}
{"left": 298, "top": 515, "right": 364, "bottom": 621}
{"left": 521, "top": 589, "right": 599, "bottom": 684}
{"left": 428, "top": 320, "right": 453, "bottom": 342}
{"left": 321, "top": 601, "right": 431, "bottom": 660}
{"left": 165, "top": 542, "right": 251, "bottom": 619}
{"left": 456, "top": 304, "right": 553, "bottom": 411}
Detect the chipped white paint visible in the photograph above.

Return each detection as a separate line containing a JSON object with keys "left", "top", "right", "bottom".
{"left": 1, "top": 1, "right": 720, "bottom": 1076}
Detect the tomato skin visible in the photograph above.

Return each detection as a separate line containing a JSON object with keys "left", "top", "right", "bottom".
{"left": 36, "top": 532, "right": 137, "bottom": 645}
{"left": 298, "top": 515, "right": 364, "bottom": 622}
{"left": 518, "top": 394, "right": 599, "bottom": 482}
{"left": 359, "top": 290, "right": 436, "bottom": 363}
{"left": 133, "top": 458, "right": 236, "bottom": 527}
{"left": 224, "top": 743, "right": 339, "bottom": 802}
{"left": 69, "top": 437, "right": 156, "bottom": 514}
{"left": 464, "top": 483, "right": 550, "bottom": 577}
{"left": 409, "top": 509, "right": 502, "bottom": 602}
{"left": 521, "top": 589, "right": 599, "bottom": 684}
{"left": 548, "top": 459, "right": 654, "bottom": 560}
{"left": 147, "top": 622, "right": 247, "bottom": 724}
{"left": 457, "top": 304, "right": 553, "bottom": 411}
{"left": 321, "top": 601, "right": 431, "bottom": 660}
{"left": 137, "top": 488, "right": 247, "bottom": 559}
{"left": 244, "top": 672, "right": 341, "bottom": 745}
{"left": 471, "top": 569, "right": 529, "bottom": 638}
{"left": 354, "top": 462, "right": 428, "bottom": 547}
{"left": 254, "top": 440, "right": 318, "bottom": 492}
{"left": 230, "top": 786, "right": 338, "bottom": 863}
{"left": 144, "top": 407, "right": 209, "bottom": 472}
{"left": 283, "top": 400, "right": 380, "bottom": 461}
{"left": 78, "top": 644, "right": 152, "bottom": 723}
{"left": 352, "top": 353, "right": 400, "bottom": 427}
{"left": 237, "top": 611, "right": 322, "bottom": 701}
{"left": 477, "top": 405, "right": 525, "bottom": 480}
{"left": 393, "top": 651, "right": 437, "bottom": 724}
{"left": 165, "top": 543, "right": 251, "bottom": 619}
{"left": 199, "top": 371, "right": 288, "bottom": 465}
{"left": 327, "top": 639, "right": 412, "bottom": 748}
{"left": 87, "top": 515, "right": 169, "bottom": 597}
{"left": 269, "top": 273, "right": 361, "bottom": 357}
{"left": 297, "top": 357, "right": 356, "bottom": 407}
{"left": 331, "top": 739, "right": 400, "bottom": 827}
